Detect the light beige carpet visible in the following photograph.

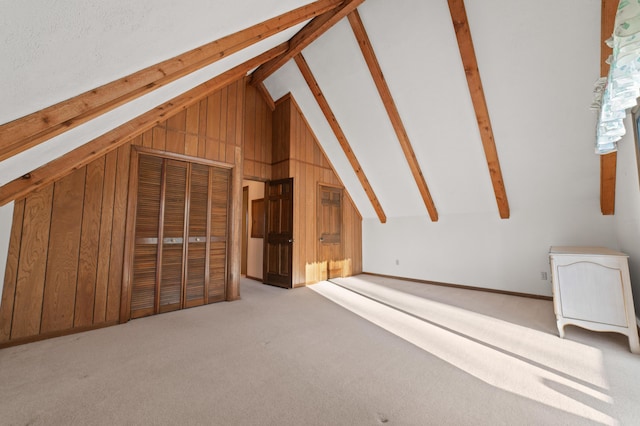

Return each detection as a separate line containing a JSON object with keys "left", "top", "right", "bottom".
{"left": 1, "top": 275, "right": 639, "bottom": 425}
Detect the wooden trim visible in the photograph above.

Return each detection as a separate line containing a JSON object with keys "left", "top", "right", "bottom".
{"left": 347, "top": 10, "right": 438, "bottom": 221}
{"left": 251, "top": 0, "right": 366, "bottom": 84}
{"left": 361, "top": 272, "right": 553, "bottom": 301}
{"left": 0, "top": 0, "right": 342, "bottom": 163}
{"left": 601, "top": 153, "right": 617, "bottom": 214}
{"left": 600, "top": 0, "right": 618, "bottom": 215}
{"left": 119, "top": 147, "right": 140, "bottom": 323}
{"left": 255, "top": 82, "right": 276, "bottom": 111}
{"left": 227, "top": 146, "right": 244, "bottom": 301}
{"left": 294, "top": 53, "right": 386, "bottom": 223}
{"left": 446, "top": 0, "right": 510, "bottom": 219}
{"left": 0, "top": 44, "right": 286, "bottom": 207}
{"left": 245, "top": 275, "right": 263, "bottom": 282}
{"left": 133, "top": 146, "right": 235, "bottom": 169}
{"left": 0, "top": 320, "right": 118, "bottom": 349}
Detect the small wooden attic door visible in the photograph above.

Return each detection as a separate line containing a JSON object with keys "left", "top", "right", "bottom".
{"left": 127, "top": 148, "right": 231, "bottom": 319}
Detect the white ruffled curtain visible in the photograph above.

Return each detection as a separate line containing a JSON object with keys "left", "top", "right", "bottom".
{"left": 593, "top": 0, "right": 640, "bottom": 154}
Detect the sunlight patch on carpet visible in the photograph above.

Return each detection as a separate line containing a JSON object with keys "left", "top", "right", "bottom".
{"left": 310, "top": 280, "right": 613, "bottom": 425}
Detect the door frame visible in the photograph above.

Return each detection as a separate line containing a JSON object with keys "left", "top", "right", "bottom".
{"left": 120, "top": 146, "right": 234, "bottom": 323}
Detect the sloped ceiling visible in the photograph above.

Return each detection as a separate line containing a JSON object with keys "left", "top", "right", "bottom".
{"left": 1, "top": 0, "right": 602, "bottom": 222}
{"left": 265, "top": 0, "right": 602, "bottom": 220}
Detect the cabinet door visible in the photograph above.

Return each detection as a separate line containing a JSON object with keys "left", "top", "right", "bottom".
{"left": 208, "top": 168, "right": 230, "bottom": 302}
{"left": 184, "top": 163, "right": 209, "bottom": 308}
{"left": 131, "top": 155, "right": 163, "bottom": 319}
{"left": 557, "top": 260, "right": 627, "bottom": 326}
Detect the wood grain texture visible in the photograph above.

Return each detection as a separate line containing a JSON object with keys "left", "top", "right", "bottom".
{"left": 348, "top": 10, "right": 439, "bottom": 221}
{"left": 74, "top": 158, "right": 105, "bottom": 327}
{"left": 256, "top": 82, "right": 276, "bottom": 111}
{"left": 445, "top": 1, "right": 510, "bottom": 219}
{"left": 11, "top": 186, "right": 54, "bottom": 339}
{"left": 600, "top": 0, "right": 618, "bottom": 215}
{"left": 0, "top": 200, "right": 25, "bottom": 342}
{"left": 273, "top": 96, "right": 362, "bottom": 286}
{"left": 94, "top": 151, "right": 117, "bottom": 323}
{"left": 251, "top": 0, "right": 366, "bottom": 84}
{"left": 243, "top": 83, "right": 273, "bottom": 180}
{"left": 106, "top": 143, "right": 131, "bottom": 322}
{"left": 40, "top": 168, "right": 86, "bottom": 333}
{"left": 0, "top": 43, "right": 287, "bottom": 207}
{"left": 3, "top": 77, "right": 254, "bottom": 342}
{"left": 294, "top": 53, "right": 386, "bottom": 223}
{"left": 0, "top": 0, "right": 342, "bottom": 163}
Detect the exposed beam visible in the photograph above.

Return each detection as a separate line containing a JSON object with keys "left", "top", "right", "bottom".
{"left": 0, "top": 0, "right": 343, "bottom": 163}
{"left": 0, "top": 44, "right": 288, "bottom": 207}
{"left": 347, "top": 10, "right": 438, "bottom": 221}
{"left": 294, "top": 53, "right": 387, "bottom": 223}
{"left": 600, "top": 0, "right": 617, "bottom": 215}
{"left": 446, "top": 0, "right": 510, "bottom": 219}
{"left": 250, "top": 0, "right": 366, "bottom": 85}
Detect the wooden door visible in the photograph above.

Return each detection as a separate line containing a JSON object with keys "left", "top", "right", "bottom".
{"left": 130, "top": 153, "right": 230, "bottom": 319}
{"left": 263, "top": 178, "right": 293, "bottom": 288}
{"left": 318, "top": 185, "right": 343, "bottom": 279}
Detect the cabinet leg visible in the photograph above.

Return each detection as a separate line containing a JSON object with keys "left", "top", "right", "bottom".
{"left": 628, "top": 330, "right": 640, "bottom": 355}
{"left": 557, "top": 321, "right": 565, "bottom": 339}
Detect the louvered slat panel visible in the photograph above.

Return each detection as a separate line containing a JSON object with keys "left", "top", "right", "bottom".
{"left": 159, "top": 160, "right": 186, "bottom": 311}
{"left": 209, "top": 168, "right": 229, "bottom": 302}
{"left": 185, "top": 164, "right": 209, "bottom": 306}
{"left": 131, "top": 155, "right": 162, "bottom": 317}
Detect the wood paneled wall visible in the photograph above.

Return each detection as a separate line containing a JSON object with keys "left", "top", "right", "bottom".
{"left": 272, "top": 94, "right": 362, "bottom": 287}
{"left": 243, "top": 83, "right": 273, "bottom": 181}
{"left": 0, "top": 79, "right": 245, "bottom": 346}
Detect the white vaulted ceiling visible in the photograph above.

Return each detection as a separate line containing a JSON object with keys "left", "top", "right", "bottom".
{"left": 265, "top": 0, "right": 602, "bottom": 220}
{"left": 1, "top": 0, "right": 602, "bottom": 222}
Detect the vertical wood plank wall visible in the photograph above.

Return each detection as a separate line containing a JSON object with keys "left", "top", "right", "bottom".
{"left": 273, "top": 95, "right": 362, "bottom": 287}
{"left": 0, "top": 79, "right": 245, "bottom": 346}
{"left": 243, "top": 83, "right": 273, "bottom": 181}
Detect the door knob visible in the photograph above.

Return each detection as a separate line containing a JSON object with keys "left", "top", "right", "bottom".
{"left": 288, "top": 239, "right": 294, "bottom": 243}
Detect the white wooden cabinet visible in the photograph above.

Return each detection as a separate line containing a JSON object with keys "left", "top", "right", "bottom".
{"left": 549, "top": 246, "right": 640, "bottom": 354}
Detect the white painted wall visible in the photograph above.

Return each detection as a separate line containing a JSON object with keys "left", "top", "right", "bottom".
{"left": 244, "top": 180, "right": 265, "bottom": 280}
{"left": 613, "top": 115, "right": 640, "bottom": 316}
{"left": 0, "top": 203, "right": 14, "bottom": 306}
{"left": 363, "top": 208, "right": 617, "bottom": 297}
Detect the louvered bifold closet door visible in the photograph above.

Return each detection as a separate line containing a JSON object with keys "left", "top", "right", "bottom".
{"left": 130, "top": 153, "right": 230, "bottom": 319}
{"left": 184, "top": 163, "right": 209, "bottom": 308}
{"left": 208, "top": 168, "right": 230, "bottom": 302}
{"left": 131, "top": 155, "right": 163, "bottom": 318}
{"left": 159, "top": 160, "right": 188, "bottom": 313}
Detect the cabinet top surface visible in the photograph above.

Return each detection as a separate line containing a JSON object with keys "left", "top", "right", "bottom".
{"left": 549, "top": 246, "right": 627, "bottom": 257}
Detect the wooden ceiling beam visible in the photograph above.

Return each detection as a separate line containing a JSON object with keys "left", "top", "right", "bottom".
{"left": 250, "top": 0, "right": 366, "bottom": 85}
{"left": 0, "top": 43, "right": 288, "bottom": 207}
{"left": 294, "top": 53, "right": 387, "bottom": 223}
{"left": 347, "top": 10, "right": 438, "bottom": 221}
{"left": 600, "top": 0, "right": 618, "bottom": 215}
{"left": 0, "top": 0, "right": 343, "bottom": 163}
{"left": 447, "top": 0, "right": 510, "bottom": 219}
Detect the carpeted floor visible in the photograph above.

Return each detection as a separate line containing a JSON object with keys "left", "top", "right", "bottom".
{"left": 1, "top": 275, "right": 639, "bottom": 425}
